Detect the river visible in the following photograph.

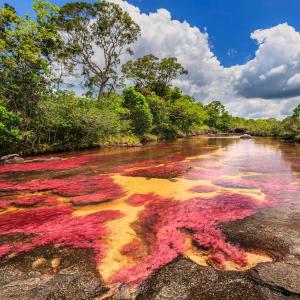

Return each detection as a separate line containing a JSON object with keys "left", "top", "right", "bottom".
{"left": 0, "top": 137, "right": 299, "bottom": 299}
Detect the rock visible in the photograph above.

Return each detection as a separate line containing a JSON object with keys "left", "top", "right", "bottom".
{"left": 0, "top": 154, "right": 24, "bottom": 165}
{"left": 220, "top": 206, "right": 300, "bottom": 259}
{"left": 0, "top": 154, "right": 19, "bottom": 161}
{"left": 1, "top": 156, "right": 24, "bottom": 165}
{"left": 250, "top": 262, "right": 300, "bottom": 295}
{"left": 240, "top": 134, "right": 252, "bottom": 139}
{"left": 30, "top": 157, "right": 62, "bottom": 163}
{"left": 0, "top": 245, "right": 107, "bottom": 300}
{"left": 136, "top": 257, "right": 295, "bottom": 300}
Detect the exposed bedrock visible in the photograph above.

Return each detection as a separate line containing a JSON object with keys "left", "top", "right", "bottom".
{"left": 220, "top": 205, "right": 300, "bottom": 259}
{"left": 136, "top": 257, "right": 299, "bottom": 300}
{"left": 135, "top": 205, "right": 300, "bottom": 300}
{"left": 0, "top": 245, "right": 106, "bottom": 300}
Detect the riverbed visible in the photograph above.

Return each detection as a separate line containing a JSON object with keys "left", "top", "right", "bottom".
{"left": 0, "top": 137, "right": 299, "bottom": 299}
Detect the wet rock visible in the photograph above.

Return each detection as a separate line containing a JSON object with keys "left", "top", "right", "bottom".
{"left": 250, "top": 262, "right": 300, "bottom": 295}
{"left": 136, "top": 257, "right": 295, "bottom": 300}
{"left": 0, "top": 154, "right": 24, "bottom": 165}
{"left": 240, "top": 134, "right": 252, "bottom": 139}
{"left": 220, "top": 206, "right": 300, "bottom": 259}
{"left": 0, "top": 245, "right": 107, "bottom": 300}
{"left": 30, "top": 157, "right": 63, "bottom": 163}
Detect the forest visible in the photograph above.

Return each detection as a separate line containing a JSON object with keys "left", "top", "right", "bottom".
{"left": 1, "top": 0, "right": 300, "bottom": 155}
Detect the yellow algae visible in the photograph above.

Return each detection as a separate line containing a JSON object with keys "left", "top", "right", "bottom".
{"left": 51, "top": 258, "right": 61, "bottom": 269}
{"left": 184, "top": 236, "right": 272, "bottom": 271}
{"left": 223, "top": 251, "right": 273, "bottom": 271}
{"left": 98, "top": 200, "right": 143, "bottom": 282}
{"left": 112, "top": 174, "right": 204, "bottom": 201}
{"left": 32, "top": 257, "right": 46, "bottom": 269}
{"left": 184, "top": 236, "right": 209, "bottom": 267}
{"left": 0, "top": 207, "right": 20, "bottom": 215}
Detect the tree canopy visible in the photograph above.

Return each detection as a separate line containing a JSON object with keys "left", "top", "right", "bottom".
{"left": 122, "top": 54, "right": 187, "bottom": 97}
{"left": 56, "top": 1, "right": 140, "bottom": 98}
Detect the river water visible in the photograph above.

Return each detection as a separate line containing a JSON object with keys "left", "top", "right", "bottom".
{"left": 0, "top": 137, "right": 299, "bottom": 287}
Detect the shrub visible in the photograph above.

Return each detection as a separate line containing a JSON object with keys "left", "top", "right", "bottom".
{"left": 0, "top": 105, "right": 22, "bottom": 153}
{"left": 123, "top": 87, "right": 153, "bottom": 136}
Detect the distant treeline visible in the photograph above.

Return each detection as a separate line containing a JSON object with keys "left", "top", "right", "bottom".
{"left": 1, "top": 1, "right": 299, "bottom": 155}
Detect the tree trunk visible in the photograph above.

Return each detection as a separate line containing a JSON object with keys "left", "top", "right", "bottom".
{"left": 98, "top": 82, "right": 106, "bottom": 100}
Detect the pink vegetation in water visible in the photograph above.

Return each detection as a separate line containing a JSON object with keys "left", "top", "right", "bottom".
{"left": 0, "top": 175, "right": 124, "bottom": 205}
{"left": 112, "top": 192, "right": 257, "bottom": 285}
{"left": 189, "top": 185, "right": 217, "bottom": 193}
{"left": 0, "top": 194, "right": 58, "bottom": 209}
{"left": 0, "top": 155, "right": 100, "bottom": 173}
{"left": 126, "top": 193, "right": 163, "bottom": 206}
{"left": 0, "top": 205, "right": 123, "bottom": 261}
{"left": 123, "top": 163, "right": 191, "bottom": 179}
{"left": 120, "top": 239, "right": 147, "bottom": 261}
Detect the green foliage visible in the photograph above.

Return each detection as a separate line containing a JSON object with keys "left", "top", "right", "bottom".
{"left": 170, "top": 96, "right": 208, "bottom": 135}
{"left": 230, "top": 117, "right": 282, "bottom": 137}
{"left": 204, "top": 101, "right": 231, "bottom": 131}
{"left": 122, "top": 54, "right": 187, "bottom": 97}
{"left": 0, "top": 1, "right": 60, "bottom": 123}
{"left": 0, "top": 105, "right": 22, "bottom": 152}
{"left": 56, "top": 1, "right": 140, "bottom": 98}
{"left": 146, "top": 95, "right": 177, "bottom": 138}
{"left": 33, "top": 91, "right": 128, "bottom": 149}
{"left": 123, "top": 87, "right": 153, "bottom": 136}
{"left": 99, "top": 134, "right": 140, "bottom": 147}
{"left": 280, "top": 104, "right": 300, "bottom": 140}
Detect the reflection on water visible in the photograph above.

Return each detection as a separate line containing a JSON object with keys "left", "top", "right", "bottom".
{"left": 0, "top": 137, "right": 299, "bottom": 286}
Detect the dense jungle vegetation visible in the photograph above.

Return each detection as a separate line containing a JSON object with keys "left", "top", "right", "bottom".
{"left": 1, "top": 1, "right": 300, "bottom": 155}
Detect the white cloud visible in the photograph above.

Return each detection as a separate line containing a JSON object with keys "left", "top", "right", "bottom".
{"left": 87, "top": 1, "right": 300, "bottom": 118}
{"left": 232, "top": 23, "right": 300, "bottom": 100}
{"left": 287, "top": 73, "right": 300, "bottom": 87}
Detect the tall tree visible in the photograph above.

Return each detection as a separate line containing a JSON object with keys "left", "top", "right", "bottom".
{"left": 122, "top": 54, "right": 187, "bottom": 97}
{"left": 0, "top": 0, "right": 60, "bottom": 127}
{"left": 204, "top": 101, "right": 231, "bottom": 131}
{"left": 56, "top": 1, "right": 140, "bottom": 99}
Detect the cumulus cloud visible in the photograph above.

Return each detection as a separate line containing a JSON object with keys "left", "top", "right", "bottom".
{"left": 91, "top": 1, "right": 300, "bottom": 118}
{"left": 232, "top": 23, "right": 300, "bottom": 100}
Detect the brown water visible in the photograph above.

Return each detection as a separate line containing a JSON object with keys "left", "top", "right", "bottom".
{"left": 0, "top": 137, "right": 299, "bottom": 287}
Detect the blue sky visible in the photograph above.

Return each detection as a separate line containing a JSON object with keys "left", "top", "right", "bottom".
{"left": 5, "top": 0, "right": 300, "bottom": 67}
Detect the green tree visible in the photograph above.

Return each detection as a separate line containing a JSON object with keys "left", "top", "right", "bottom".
{"left": 56, "top": 1, "right": 140, "bottom": 98}
{"left": 170, "top": 96, "right": 208, "bottom": 135}
{"left": 35, "top": 91, "right": 129, "bottom": 149}
{"left": 0, "top": 1, "right": 60, "bottom": 128}
{"left": 0, "top": 105, "right": 22, "bottom": 152}
{"left": 204, "top": 101, "right": 231, "bottom": 131}
{"left": 123, "top": 87, "right": 153, "bottom": 135}
{"left": 122, "top": 54, "right": 187, "bottom": 97}
{"left": 281, "top": 104, "right": 300, "bottom": 141}
{"left": 146, "top": 95, "right": 177, "bottom": 138}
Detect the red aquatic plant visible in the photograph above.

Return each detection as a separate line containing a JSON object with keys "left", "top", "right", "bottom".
{"left": 0, "top": 178, "right": 65, "bottom": 192}
{"left": 0, "top": 155, "right": 100, "bottom": 174}
{"left": 120, "top": 239, "right": 146, "bottom": 261}
{"left": 0, "top": 175, "right": 124, "bottom": 205}
{"left": 0, "top": 194, "right": 57, "bottom": 209}
{"left": 126, "top": 193, "right": 163, "bottom": 206}
{"left": 111, "top": 192, "right": 257, "bottom": 285}
{"left": 123, "top": 163, "right": 191, "bottom": 179}
{"left": 189, "top": 185, "right": 217, "bottom": 193}
{"left": 0, "top": 205, "right": 123, "bottom": 261}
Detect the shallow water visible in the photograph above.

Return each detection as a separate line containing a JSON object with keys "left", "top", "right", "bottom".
{"left": 0, "top": 137, "right": 299, "bottom": 287}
